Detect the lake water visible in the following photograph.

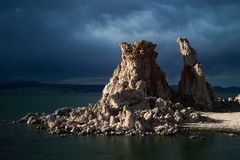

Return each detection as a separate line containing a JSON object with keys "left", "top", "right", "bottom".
{"left": 1, "top": 92, "right": 240, "bottom": 160}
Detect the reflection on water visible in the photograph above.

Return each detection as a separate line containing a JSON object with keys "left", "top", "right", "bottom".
{"left": 1, "top": 92, "right": 240, "bottom": 160}
{"left": 1, "top": 121, "right": 240, "bottom": 160}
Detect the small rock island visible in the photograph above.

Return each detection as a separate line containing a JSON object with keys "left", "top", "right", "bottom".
{"left": 19, "top": 38, "right": 240, "bottom": 136}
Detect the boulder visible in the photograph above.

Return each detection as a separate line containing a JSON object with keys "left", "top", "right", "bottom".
{"left": 135, "top": 121, "right": 144, "bottom": 131}
{"left": 27, "top": 116, "right": 37, "bottom": 125}
{"left": 109, "top": 116, "right": 115, "bottom": 127}
{"left": 121, "top": 109, "right": 134, "bottom": 129}
{"left": 144, "top": 111, "right": 153, "bottom": 121}
{"left": 54, "top": 107, "right": 72, "bottom": 116}
{"left": 234, "top": 94, "right": 240, "bottom": 104}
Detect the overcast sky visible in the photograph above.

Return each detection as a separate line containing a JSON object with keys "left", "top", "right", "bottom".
{"left": 0, "top": 0, "right": 239, "bottom": 86}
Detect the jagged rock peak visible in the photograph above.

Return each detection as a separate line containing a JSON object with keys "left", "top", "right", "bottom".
{"left": 99, "top": 40, "right": 172, "bottom": 109}
{"left": 177, "top": 37, "right": 198, "bottom": 66}
{"left": 120, "top": 40, "right": 157, "bottom": 58}
{"left": 177, "top": 37, "right": 215, "bottom": 108}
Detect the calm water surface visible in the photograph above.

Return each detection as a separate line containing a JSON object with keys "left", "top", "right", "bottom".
{"left": 0, "top": 92, "right": 101, "bottom": 120}
{"left": 0, "top": 92, "right": 240, "bottom": 160}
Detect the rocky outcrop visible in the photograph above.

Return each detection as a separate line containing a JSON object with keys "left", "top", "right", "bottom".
{"left": 177, "top": 37, "right": 215, "bottom": 109}
{"left": 19, "top": 98, "right": 201, "bottom": 136}
{"left": 99, "top": 40, "right": 172, "bottom": 111}
{"left": 19, "top": 39, "right": 206, "bottom": 136}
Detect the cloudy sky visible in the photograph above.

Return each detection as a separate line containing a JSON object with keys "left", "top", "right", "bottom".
{"left": 0, "top": 0, "right": 239, "bottom": 86}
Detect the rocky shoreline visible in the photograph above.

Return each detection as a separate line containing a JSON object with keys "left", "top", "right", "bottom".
{"left": 18, "top": 98, "right": 202, "bottom": 136}
{"left": 18, "top": 95, "right": 240, "bottom": 136}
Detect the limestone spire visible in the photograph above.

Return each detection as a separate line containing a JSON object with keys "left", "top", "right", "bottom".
{"left": 100, "top": 40, "right": 172, "bottom": 109}
{"left": 177, "top": 37, "right": 215, "bottom": 108}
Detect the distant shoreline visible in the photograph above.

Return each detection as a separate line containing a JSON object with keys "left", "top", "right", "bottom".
{"left": 0, "top": 82, "right": 240, "bottom": 96}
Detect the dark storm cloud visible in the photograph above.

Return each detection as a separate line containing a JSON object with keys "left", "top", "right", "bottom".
{"left": 0, "top": 0, "right": 239, "bottom": 86}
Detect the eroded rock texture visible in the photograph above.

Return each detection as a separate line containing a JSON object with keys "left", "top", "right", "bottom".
{"left": 19, "top": 40, "right": 204, "bottom": 136}
{"left": 99, "top": 40, "right": 172, "bottom": 110}
{"left": 177, "top": 37, "right": 215, "bottom": 108}
{"left": 19, "top": 98, "right": 201, "bottom": 136}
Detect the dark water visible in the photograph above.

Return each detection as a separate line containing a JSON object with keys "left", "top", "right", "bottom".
{"left": 1, "top": 92, "right": 240, "bottom": 160}
{"left": 0, "top": 92, "right": 101, "bottom": 120}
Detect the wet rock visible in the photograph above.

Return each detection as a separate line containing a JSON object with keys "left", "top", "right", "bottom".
{"left": 19, "top": 112, "right": 43, "bottom": 123}
{"left": 54, "top": 107, "right": 72, "bottom": 116}
{"left": 27, "top": 116, "right": 37, "bottom": 125}
{"left": 189, "top": 135, "right": 198, "bottom": 139}
{"left": 229, "top": 133, "right": 235, "bottom": 137}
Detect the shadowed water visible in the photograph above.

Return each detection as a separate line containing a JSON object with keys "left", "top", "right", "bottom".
{"left": 1, "top": 92, "right": 240, "bottom": 160}
{"left": 0, "top": 92, "right": 101, "bottom": 120}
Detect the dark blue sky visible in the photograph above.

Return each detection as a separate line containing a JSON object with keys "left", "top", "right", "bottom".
{"left": 0, "top": 0, "right": 239, "bottom": 86}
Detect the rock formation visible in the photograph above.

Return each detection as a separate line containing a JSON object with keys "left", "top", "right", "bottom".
{"left": 19, "top": 98, "right": 201, "bottom": 136}
{"left": 18, "top": 40, "right": 202, "bottom": 136}
{"left": 177, "top": 37, "right": 215, "bottom": 108}
{"left": 99, "top": 40, "right": 172, "bottom": 111}
{"left": 235, "top": 94, "right": 240, "bottom": 104}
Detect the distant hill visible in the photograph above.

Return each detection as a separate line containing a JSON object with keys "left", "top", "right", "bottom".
{"left": 171, "top": 85, "right": 240, "bottom": 93}
{"left": 0, "top": 81, "right": 239, "bottom": 94}
{"left": 170, "top": 85, "right": 240, "bottom": 98}
{"left": 0, "top": 81, "right": 105, "bottom": 93}
{"left": 213, "top": 86, "right": 240, "bottom": 93}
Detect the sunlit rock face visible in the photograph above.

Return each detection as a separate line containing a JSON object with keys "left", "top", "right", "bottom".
{"left": 177, "top": 37, "right": 215, "bottom": 108}
{"left": 99, "top": 40, "right": 172, "bottom": 110}
{"left": 19, "top": 39, "right": 205, "bottom": 136}
{"left": 235, "top": 94, "right": 240, "bottom": 104}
